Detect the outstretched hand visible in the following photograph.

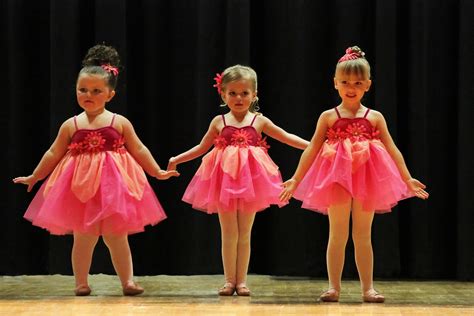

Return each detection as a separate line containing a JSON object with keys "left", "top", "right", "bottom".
{"left": 279, "top": 178, "right": 298, "bottom": 202}
{"left": 13, "top": 175, "right": 38, "bottom": 192}
{"left": 406, "top": 178, "right": 429, "bottom": 200}
{"left": 156, "top": 169, "right": 180, "bottom": 180}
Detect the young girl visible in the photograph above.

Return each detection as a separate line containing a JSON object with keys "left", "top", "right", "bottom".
{"left": 13, "top": 44, "right": 178, "bottom": 296}
{"left": 280, "top": 46, "right": 429, "bottom": 303}
{"left": 167, "top": 65, "right": 308, "bottom": 296}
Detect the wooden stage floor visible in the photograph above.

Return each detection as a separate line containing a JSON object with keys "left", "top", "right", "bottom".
{"left": 1, "top": 274, "right": 473, "bottom": 315}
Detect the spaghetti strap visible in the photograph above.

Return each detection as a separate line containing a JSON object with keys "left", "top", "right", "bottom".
{"left": 363, "top": 108, "right": 371, "bottom": 118}
{"left": 250, "top": 114, "right": 258, "bottom": 126}
{"left": 73, "top": 116, "right": 79, "bottom": 130}
{"left": 334, "top": 107, "right": 341, "bottom": 118}
{"left": 221, "top": 114, "right": 227, "bottom": 126}
{"left": 110, "top": 113, "right": 117, "bottom": 126}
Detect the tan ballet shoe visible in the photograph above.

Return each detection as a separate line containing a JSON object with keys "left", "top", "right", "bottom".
{"left": 218, "top": 283, "right": 235, "bottom": 296}
{"left": 362, "top": 289, "right": 385, "bottom": 303}
{"left": 123, "top": 282, "right": 144, "bottom": 296}
{"left": 74, "top": 284, "right": 91, "bottom": 296}
{"left": 235, "top": 284, "right": 251, "bottom": 296}
{"left": 319, "top": 288, "right": 339, "bottom": 302}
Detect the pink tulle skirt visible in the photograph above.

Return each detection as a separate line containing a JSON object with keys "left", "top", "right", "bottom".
{"left": 293, "top": 139, "right": 413, "bottom": 214}
{"left": 183, "top": 146, "right": 287, "bottom": 213}
{"left": 24, "top": 152, "right": 166, "bottom": 235}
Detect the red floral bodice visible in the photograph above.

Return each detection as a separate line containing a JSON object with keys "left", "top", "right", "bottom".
{"left": 68, "top": 115, "right": 126, "bottom": 155}
{"left": 213, "top": 114, "right": 270, "bottom": 151}
{"left": 326, "top": 107, "right": 380, "bottom": 143}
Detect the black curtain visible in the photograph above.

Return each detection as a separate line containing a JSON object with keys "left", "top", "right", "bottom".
{"left": 1, "top": 0, "right": 473, "bottom": 280}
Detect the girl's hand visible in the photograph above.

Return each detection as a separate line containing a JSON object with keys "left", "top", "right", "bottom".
{"left": 13, "top": 175, "right": 38, "bottom": 192}
{"left": 279, "top": 178, "right": 299, "bottom": 202}
{"left": 156, "top": 169, "right": 180, "bottom": 180}
{"left": 167, "top": 157, "right": 177, "bottom": 171}
{"left": 406, "top": 178, "right": 429, "bottom": 200}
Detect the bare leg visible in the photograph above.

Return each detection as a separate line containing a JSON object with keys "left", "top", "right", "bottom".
{"left": 326, "top": 201, "right": 351, "bottom": 292}
{"left": 235, "top": 210, "right": 256, "bottom": 293}
{"left": 218, "top": 211, "right": 239, "bottom": 287}
{"left": 102, "top": 234, "right": 133, "bottom": 287}
{"left": 72, "top": 232, "right": 99, "bottom": 287}
{"left": 352, "top": 200, "right": 382, "bottom": 298}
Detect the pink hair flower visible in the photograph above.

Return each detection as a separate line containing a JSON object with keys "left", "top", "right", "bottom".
{"left": 338, "top": 47, "right": 365, "bottom": 63}
{"left": 101, "top": 64, "right": 119, "bottom": 76}
{"left": 213, "top": 72, "right": 223, "bottom": 94}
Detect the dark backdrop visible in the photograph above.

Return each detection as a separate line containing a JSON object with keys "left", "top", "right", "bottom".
{"left": 1, "top": 0, "right": 473, "bottom": 280}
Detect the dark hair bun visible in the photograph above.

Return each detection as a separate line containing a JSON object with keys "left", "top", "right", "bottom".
{"left": 82, "top": 44, "right": 120, "bottom": 68}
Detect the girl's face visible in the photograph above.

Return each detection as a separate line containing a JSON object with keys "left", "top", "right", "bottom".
{"left": 221, "top": 79, "right": 256, "bottom": 114}
{"left": 76, "top": 74, "right": 115, "bottom": 114}
{"left": 334, "top": 72, "right": 371, "bottom": 106}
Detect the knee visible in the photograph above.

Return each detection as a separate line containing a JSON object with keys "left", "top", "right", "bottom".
{"left": 352, "top": 230, "right": 372, "bottom": 246}
{"left": 237, "top": 230, "right": 252, "bottom": 245}
{"left": 102, "top": 234, "right": 127, "bottom": 248}
{"left": 221, "top": 231, "right": 239, "bottom": 245}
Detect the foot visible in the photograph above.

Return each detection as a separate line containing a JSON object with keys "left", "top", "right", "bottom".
{"left": 235, "top": 283, "right": 251, "bottom": 296}
{"left": 362, "top": 289, "right": 385, "bottom": 303}
{"left": 218, "top": 283, "right": 235, "bottom": 296}
{"left": 319, "top": 288, "right": 339, "bottom": 302}
{"left": 122, "top": 281, "right": 144, "bottom": 296}
{"left": 74, "top": 284, "right": 91, "bottom": 296}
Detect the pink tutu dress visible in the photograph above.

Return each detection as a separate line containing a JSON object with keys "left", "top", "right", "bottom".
{"left": 24, "top": 114, "right": 166, "bottom": 235}
{"left": 294, "top": 108, "right": 413, "bottom": 214}
{"left": 183, "top": 114, "right": 287, "bottom": 213}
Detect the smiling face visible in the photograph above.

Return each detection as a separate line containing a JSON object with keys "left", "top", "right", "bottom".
{"left": 76, "top": 74, "right": 115, "bottom": 114}
{"left": 221, "top": 79, "right": 257, "bottom": 115}
{"left": 334, "top": 71, "right": 371, "bottom": 107}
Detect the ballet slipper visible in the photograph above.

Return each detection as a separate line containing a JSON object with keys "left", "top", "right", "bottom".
{"left": 122, "top": 281, "right": 144, "bottom": 296}
{"left": 235, "top": 283, "right": 251, "bottom": 296}
{"left": 218, "top": 283, "right": 235, "bottom": 296}
{"left": 362, "top": 288, "right": 385, "bottom": 303}
{"left": 74, "top": 284, "right": 91, "bottom": 296}
{"left": 319, "top": 288, "right": 339, "bottom": 302}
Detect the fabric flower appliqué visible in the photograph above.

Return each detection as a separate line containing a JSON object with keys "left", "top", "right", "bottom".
{"left": 326, "top": 128, "right": 348, "bottom": 143}
{"left": 213, "top": 135, "right": 227, "bottom": 149}
{"left": 257, "top": 136, "right": 270, "bottom": 152}
{"left": 231, "top": 129, "right": 252, "bottom": 147}
{"left": 83, "top": 131, "right": 106, "bottom": 153}
{"left": 68, "top": 142, "right": 85, "bottom": 155}
{"left": 346, "top": 123, "right": 370, "bottom": 141}
{"left": 113, "top": 137, "right": 126, "bottom": 154}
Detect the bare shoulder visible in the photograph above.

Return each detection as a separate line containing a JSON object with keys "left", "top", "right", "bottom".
{"left": 319, "top": 108, "right": 337, "bottom": 127}
{"left": 367, "top": 109, "right": 386, "bottom": 126}
{"left": 61, "top": 117, "right": 77, "bottom": 138}
{"left": 256, "top": 113, "right": 271, "bottom": 124}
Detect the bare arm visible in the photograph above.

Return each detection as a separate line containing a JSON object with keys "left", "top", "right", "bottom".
{"left": 121, "top": 115, "right": 179, "bottom": 180}
{"left": 375, "top": 111, "right": 429, "bottom": 199}
{"left": 167, "top": 116, "right": 220, "bottom": 170}
{"left": 279, "top": 111, "right": 330, "bottom": 201}
{"left": 13, "top": 119, "right": 73, "bottom": 191}
{"left": 261, "top": 116, "right": 309, "bottom": 150}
